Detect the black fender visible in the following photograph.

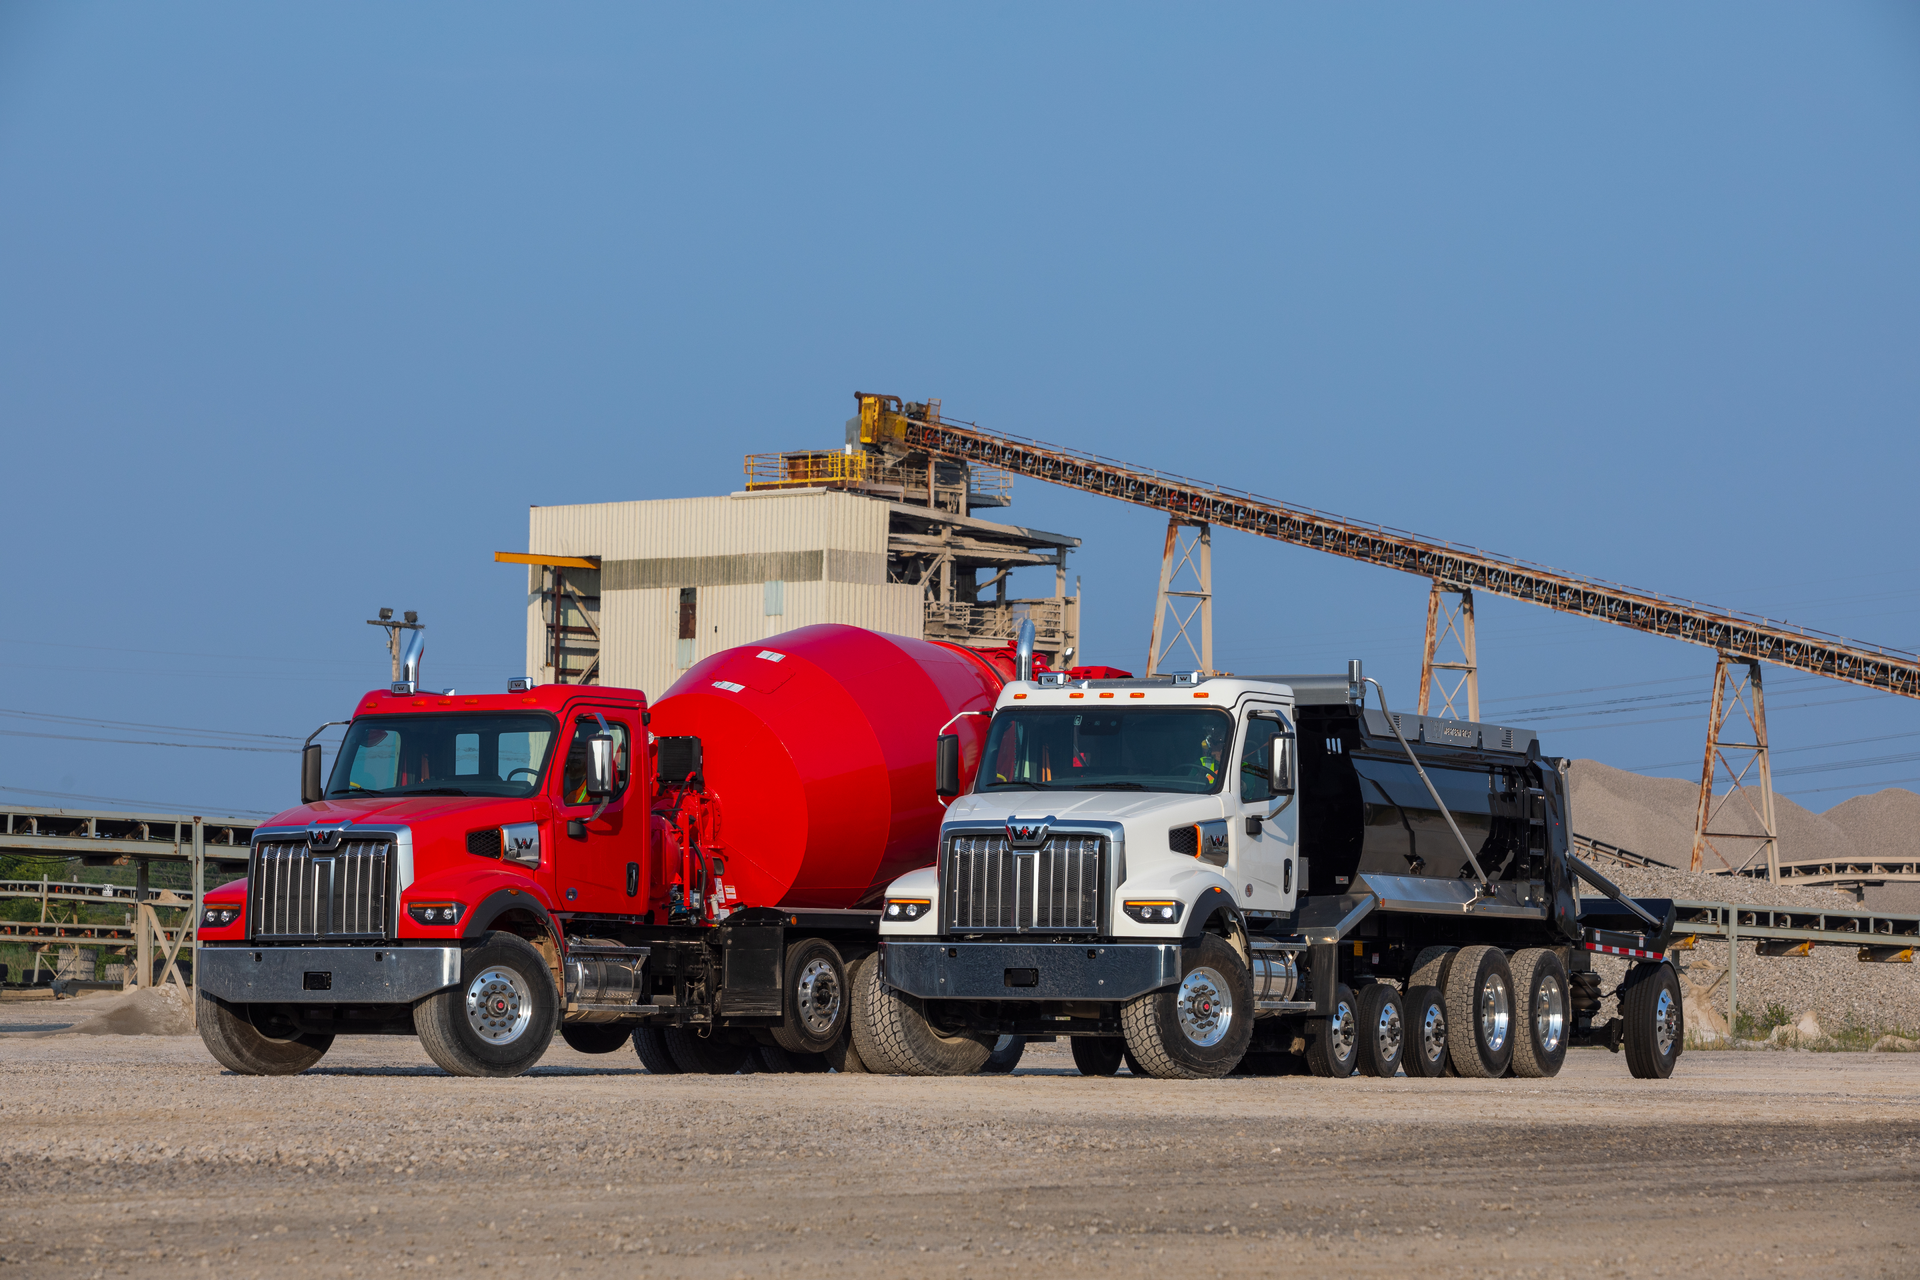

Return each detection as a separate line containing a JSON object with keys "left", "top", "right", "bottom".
{"left": 463, "top": 888, "right": 557, "bottom": 943}
{"left": 1182, "top": 887, "right": 1244, "bottom": 946}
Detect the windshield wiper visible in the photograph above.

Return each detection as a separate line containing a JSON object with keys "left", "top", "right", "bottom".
{"left": 395, "top": 787, "right": 470, "bottom": 797}
{"left": 986, "top": 781, "right": 1054, "bottom": 790}
{"left": 1075, "top": 782, "right": 1147, "bottom": 790}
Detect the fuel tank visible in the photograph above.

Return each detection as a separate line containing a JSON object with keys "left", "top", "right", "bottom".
{"left": 648, "top": 624, "right": 1005, "bottom": 910}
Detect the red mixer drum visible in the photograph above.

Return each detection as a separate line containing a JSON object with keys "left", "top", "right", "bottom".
{"left": 648, "top": 624, "right": 1005, "bottom": 909}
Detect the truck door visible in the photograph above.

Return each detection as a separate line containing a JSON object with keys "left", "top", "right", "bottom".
{"left": 551, "top": 710, "right": 644, "bottom": 916}
{"left": 1231, "top": 705, "right": 1297, "bottom": 912}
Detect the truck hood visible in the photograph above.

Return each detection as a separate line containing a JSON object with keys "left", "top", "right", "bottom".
{"left": 947, "top": 790, "right": 1223, "bottom": 823}
{"left": 262, "top": 794, "right": 544, "bottom": 830}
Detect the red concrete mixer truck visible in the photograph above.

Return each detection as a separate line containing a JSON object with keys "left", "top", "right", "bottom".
{"left": 195, "top": 621, "right": 1681, "bottom": 1081}
{"left": 194, "top": 623, "right": 1027, "bottom": 1076}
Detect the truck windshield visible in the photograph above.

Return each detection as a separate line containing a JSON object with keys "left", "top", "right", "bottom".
{"left": 326, "top": 714, "right": 558, "bottom": 799}
{"left": 976, "top": 708, "right": 1235, "bottom": 795}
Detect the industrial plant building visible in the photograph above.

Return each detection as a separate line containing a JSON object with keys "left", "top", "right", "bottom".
{"left": 510, "top": 402, "right": 1082, "bottom": 698}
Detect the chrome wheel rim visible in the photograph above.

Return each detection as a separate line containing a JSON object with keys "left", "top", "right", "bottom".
{"left": 1175, "top": 966, "right": 1234, "bottom": 1047}
{"left": 1420, "top": 1001, "right": 1447, "bottom": 1064}
{"left": 1325, "top": 998, "right": 1358, "bottom": 1065}
{"left": 1375, "top": 1000, "right": 1403, "bottom": 1063}
{"left": 1653, "top": 987, "right": 1678, "bottom": 1057}
{"left": 794, "top": 958, "right": 842, "bottom": 1036}
{"left": 466, "top": 966, "right": 533, "bottom": 1045}
{"left": 1534, "top": 974, "right": 1566, "bottom": 1055}
{"left": 1479, "top": 973, "right": 1511, "bottom": 1054}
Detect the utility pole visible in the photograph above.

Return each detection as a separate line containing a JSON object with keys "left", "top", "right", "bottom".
{"left": 366, "top": 608, "right": 424, "bottom": 682}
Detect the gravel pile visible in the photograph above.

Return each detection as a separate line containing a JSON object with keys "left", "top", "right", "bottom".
{"left": 28, "top": 987, "right": 193, "bottom": 1038}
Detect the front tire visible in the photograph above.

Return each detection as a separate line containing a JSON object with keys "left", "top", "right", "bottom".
{"left": 1445, "top": 945, "right": 1515, "bottom": 1079}
{"left": 560, "top": 1022, "right": 634, "bottom": 1055}
{"left": 414, "top": 932, "right": 559, "bottom": 1078}
{"left": 1355, "top": 984, "right": 1405, "bottom": 1078}
{"left": 1120, "top": 933, "right": 1254, "bottom": 1080}
{"left": 770, "top": 937, "right": 848, "bottom": 1055}
{"left": 852, "top": 947, "right": 992, "bottom": 1076}
{"left": 1622, "top": 962, "right": 1683, "bottom": 1080}
{"left": 980, "top": 1035, "right": 1027, "bottom": 1074}
{"left": 1509, "top": 948, "right": 1570, "bottom": 1078}
{"left": 1070, "top": 1036, "right": 1124, "bottom": 1077}
{"left": 1304, "top": 983, "right": 1360, "bottom": 1078}
{"left": 196, "top": 990, "right": 333, "bottom": 1076}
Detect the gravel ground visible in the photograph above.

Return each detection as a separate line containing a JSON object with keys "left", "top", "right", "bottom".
{"left": 2, "top": 1006, "right": 1917, "bottom": 1279}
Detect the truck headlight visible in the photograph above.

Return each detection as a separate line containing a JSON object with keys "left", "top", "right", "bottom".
{"left": 1122, "top": 900, "right": 1184, "bottom": 924}
{"left": 884, "top": 898, "right": 931, "bottom": 922}
{"left": 406, "top": 901, "right": 467, "bottom": 926}
{"left": 201, "top": 906, "right": 241, "bottom": 928}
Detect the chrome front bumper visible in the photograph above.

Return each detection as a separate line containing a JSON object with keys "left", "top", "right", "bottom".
{"left": 881, "top": 941, "right": 1181, "bottom": 1002}
{"left": 198, "top": 945, "right": 460, "bottom": 1004}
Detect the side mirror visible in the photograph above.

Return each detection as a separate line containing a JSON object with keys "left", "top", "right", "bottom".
{"left": 935, "top": 734, "right": 961, "bottom": 797}
{"left": 301, "top": 743, "right": 324, "bottom": 804}
{"left": 585, "top": 733, "right": 615, "bottom": 797}
{"left": 1268, "top": 733, "right": 1296, "bottom": 797}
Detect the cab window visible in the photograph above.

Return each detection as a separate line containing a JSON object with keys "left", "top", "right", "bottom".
{"left": 1240, "top": 715, "right": 1286, "bottom": 804}
{"left": 561, "top": 717, "right": 631, "bottom": 806}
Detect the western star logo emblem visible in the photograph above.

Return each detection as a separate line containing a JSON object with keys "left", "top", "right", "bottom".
{"left": 1006, "top": 816, "right": 1054, "bottom": 847}
{"left": 306, "top": 824, "right": 346, "bottom": 851}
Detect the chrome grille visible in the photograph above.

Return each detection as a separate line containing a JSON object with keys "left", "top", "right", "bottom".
{"left": 249, "top": 839, "right": 393, "bottom": 941}
{"left": 944, "top": 833, "right": 1103, "bottom": 933}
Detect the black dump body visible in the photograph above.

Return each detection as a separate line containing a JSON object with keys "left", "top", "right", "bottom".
{"left": 1277, "top": 676, "right": 1581, "bottom": 944}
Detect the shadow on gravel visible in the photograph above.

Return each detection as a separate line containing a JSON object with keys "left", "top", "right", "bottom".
{"left": 0, "top": 1023, "right": 73, "bottom": 1033}
{"left": 282, "top": 1065, "right": 655, "bottom": 1078}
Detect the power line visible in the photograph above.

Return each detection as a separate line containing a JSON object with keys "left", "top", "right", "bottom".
{"left": 1777, "top": 776, "right": 1920, "bottom": 798}
{"left": 1624, "top": 728, "right": 1920, "bottom": 773}
{"left": 0, "top": 708, "right": 300, "bottom": 743}
{"left": 0, "top": 728, "right": 296, "bottom": 754}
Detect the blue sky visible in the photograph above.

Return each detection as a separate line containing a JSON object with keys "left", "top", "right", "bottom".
{"left": 2, "top": 4, "right": 1917, "bottom": 820}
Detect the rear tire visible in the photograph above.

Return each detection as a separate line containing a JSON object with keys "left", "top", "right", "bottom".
{"left": 980, "top": 1035, "right": 1027, "bottom": 1074}
{"left": 664, "top": 1027, "right": 755, "bottom": 1074}
{"left": 560, "top": 1022, "right": 634, "bottom": 1055}
{"left": 1402, "top": 985, "right": 1449, "bottom": 1078}
{"left": 1408, "top": 946, "right": 1456, "bottom": 991}
{"left": 852, "top": 947, "right": 991, "bottom": 1076}
{"left": 1304, "top": 983, "right": 1360, "bottom": 1078}
{"left": 632, "top": 1026, "right": 681, "bottom": 1074}
{"left": 1120, "top": 933, "right": 1254, "bottom": 1080}
{"left": 414, "top": 932, "right": 559, "bottom": 1078}
{"left": 770, "top": 937, "right": 848, "bottom": 1055}
{"left": 1509, "top": 948, "right": 1570, "bottom": 1079}
{"left": 196, "top": 990, "right": 333, "bottom": 1076}
{"left": 1354, "top": 984, "right": 1405, "bottom": 1078}
{"left": 1070, "top": 1036, "right": 1125, "bottom": 1077}
{"left": 1622, "top": 962, "right": 1683, "bottom": 1080}
{"left": 1444, "top": 945, "right": 1515, "bottom": 1079}
{"left": 823, "top": 956, "right": 875, "bottom": 1073}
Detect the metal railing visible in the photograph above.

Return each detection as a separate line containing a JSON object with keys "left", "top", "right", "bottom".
{"left": 924, "top": 598, "right": 1072, "bottom": 648}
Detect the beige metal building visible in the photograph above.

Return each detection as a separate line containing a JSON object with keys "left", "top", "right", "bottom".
{"left": 514, "top": 423, "right": 1083, "bottom": 698}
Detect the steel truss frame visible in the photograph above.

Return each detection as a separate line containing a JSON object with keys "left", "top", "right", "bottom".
{"left": 893, "top": 411, "right": 1920, "bottom": 699}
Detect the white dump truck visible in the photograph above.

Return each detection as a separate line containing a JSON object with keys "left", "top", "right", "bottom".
{"left": 855, "top": 633, "right": 1681, "bottom": 1081}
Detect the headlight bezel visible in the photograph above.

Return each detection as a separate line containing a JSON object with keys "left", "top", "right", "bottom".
{"left": 1121, "top": 899, "right": 1185, "bottom": 925}
{"left": 200, "top": 905, "right": 242, "bottom": 929}
{"left": 883, "top": 897, "right": 931, "bottom": 922}
{"left": 405, "top": 900, "right": 468, "bottom": 927}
